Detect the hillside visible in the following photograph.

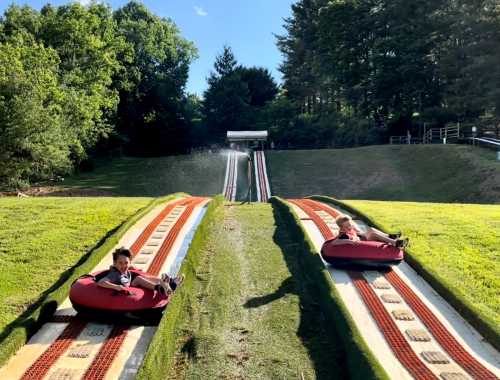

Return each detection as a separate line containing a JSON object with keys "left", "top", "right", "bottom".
{"left": 267, "top": 145, "right": 500, "bottom": 203}
{"left": 52, "top": 152, "right": 227, "bottom": 197}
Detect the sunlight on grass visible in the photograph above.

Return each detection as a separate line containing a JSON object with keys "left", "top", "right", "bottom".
{"left": 345, "top": 200, "right": 500, "bottom": 332}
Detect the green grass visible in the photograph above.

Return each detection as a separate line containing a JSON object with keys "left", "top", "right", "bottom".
{"left": 316, "top": 197, "right": 500, "bottom": 348}
{"left": 165, "top": 202, "right": 346, "bottom": 379}
{"left": 59, "top": 152, "right": 227, "bottom": 197}
{"left": 267, "top": 145, "right": 500, "bottom": 203}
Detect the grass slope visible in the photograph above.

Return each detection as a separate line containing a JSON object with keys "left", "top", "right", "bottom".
{"left": 59, "top": 152, "right": 226, "bottom": 197}
{"left": 267, "top": 145, "right": 500, "bottom": 203}
{"left": 169, "top": 203, "right": 346, "bottom": 379}
{"left": 329, "top": 199, "right": 500, "bottom": 346}
{"left": 0, "top": 197, "right": 150, "bottom": 333}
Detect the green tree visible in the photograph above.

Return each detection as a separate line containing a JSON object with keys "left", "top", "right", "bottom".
{"left": 39, "top": 2, "right": 126, "bottom": 162}
{"left": 0, "top": 39, "right": 71, "bottom": 188}
{"left": 113, "top": 1, "right": 198, "bottom": 155}
{"left": 203, "top": 46, "right": 278, "bottom": 142}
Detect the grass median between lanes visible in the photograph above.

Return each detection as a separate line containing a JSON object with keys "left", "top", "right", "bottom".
{"left": 314, "top": 196, "right": 500, "bottom": 350}
{"left": 166, "top": 202, "right": 346, "bottom": 379}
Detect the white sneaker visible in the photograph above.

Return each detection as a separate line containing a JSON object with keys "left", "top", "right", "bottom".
{"left": 160, "top": 279, "right": 172, "bottom": 295}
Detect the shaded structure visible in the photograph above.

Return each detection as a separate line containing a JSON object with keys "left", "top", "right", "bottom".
{"left": 226, "top": 130, "right": 268, "bottom": 150}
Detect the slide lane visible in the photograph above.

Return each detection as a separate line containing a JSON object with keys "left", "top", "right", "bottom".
{"left": 0, "top": 196, "right": 210, "bottom": 380}
{"left": 222, "top": 152, "right": 237, "bottom": 201}
{"left": 254, "top": 150, "right": 271, "bottom": 202}
{"left": 288, "top": 198, "right": 500, "bottom": 380}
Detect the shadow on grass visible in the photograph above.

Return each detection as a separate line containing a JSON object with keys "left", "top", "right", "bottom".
{"left": 244, "top": 276, "right": 297, "bottom": 308}
{"left": 242, "top": 205, "right": 348, "bottom": 380}
{"left": 0, "top": 221, "right": 125, "bottom": 347}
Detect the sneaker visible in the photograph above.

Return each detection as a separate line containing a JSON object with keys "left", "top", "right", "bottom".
{"left": 169, "top": 274, "right": 185, "bottom": 291}
{"left": 395, "top": 238, "right": 409, "bottom": 249}
{"left": 154, "top": 283, "right": 166, "bottom": 295}
{"left": 158, "top": 280, "right": 172, "bottom": 295}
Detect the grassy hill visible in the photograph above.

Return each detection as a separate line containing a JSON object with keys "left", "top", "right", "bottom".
{"left": 53, "top": 152, "right": 227, "bottom": 197}
{"left": 267, "top": 145, "right": 500, "bottom": 203}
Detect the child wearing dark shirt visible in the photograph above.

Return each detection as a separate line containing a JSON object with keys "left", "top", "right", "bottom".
{"left": 98, "top": 247, "right": 183, "bottom": 295}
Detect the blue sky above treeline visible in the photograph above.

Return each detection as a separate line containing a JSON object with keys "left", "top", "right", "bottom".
{"left": 0, "top": 0, "right": 295, "bottom": 95}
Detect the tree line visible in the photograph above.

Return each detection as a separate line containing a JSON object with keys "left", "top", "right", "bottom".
{"left": 276, "top": 0, "right": 500, "bottom": 146}
{"left": 0, "top": 1, "right": 196, "bottom": 188}
{"left": 2, "top": 0, "right": 498, "bottom": 188}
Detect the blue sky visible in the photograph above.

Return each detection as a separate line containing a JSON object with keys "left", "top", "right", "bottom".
{"left": 0, "top": 0, "right": 296, "bottom": 95}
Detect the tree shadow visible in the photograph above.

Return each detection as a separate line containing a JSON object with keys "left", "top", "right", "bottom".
{"left": 243, "top": 276, "right": 297, "bottom": 309}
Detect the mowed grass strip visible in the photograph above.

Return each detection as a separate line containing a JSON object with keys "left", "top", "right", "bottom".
{"left": 267, "top": 145, "right": 500, "bottom": 203}
{"left": 59, "top": 152, "right": 226, "bottom": 197}
{"left": 0, "top": 197, "right": 150, "bottom": 333}
{"left": 341, "top": 200, "right": 500, "bottom": 342}
{"left": 170, "top": 203, "right": 345, "bottom": 379}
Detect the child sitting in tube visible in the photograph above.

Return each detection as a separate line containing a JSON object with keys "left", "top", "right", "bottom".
{"left": 331, "top": 215, "right": 409, "bottom": 249}
{"left": 98, "top": 247, "right": 184, "bottom": 295}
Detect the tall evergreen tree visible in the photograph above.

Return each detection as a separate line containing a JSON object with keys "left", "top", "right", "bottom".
{"left": 202, "top": 46, "right": 278, "bottom": 142}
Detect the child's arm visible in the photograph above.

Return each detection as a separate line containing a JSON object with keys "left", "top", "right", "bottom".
{"left": 97, "top": 279, "right": 126, "bottom": 292}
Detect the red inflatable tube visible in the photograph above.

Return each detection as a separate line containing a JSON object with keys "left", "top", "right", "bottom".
{"left": 69, "top": 269, "right": 170, "bottom": 315}
{"left": 321, "top": 239, "right": 404, "bottom": 267}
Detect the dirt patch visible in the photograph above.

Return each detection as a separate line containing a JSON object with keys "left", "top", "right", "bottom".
{"left": 0, "top": 186, "right": 114, "bottom": 197}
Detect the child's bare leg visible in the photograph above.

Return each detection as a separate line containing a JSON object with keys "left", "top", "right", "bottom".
{"left": 370, "top": 227, "right": 390, "bottom": 237}
{"left": 131, "top": 276, "right": 158, "bottom": 290}
{"left": 365, "top": 228, "right": 396, "bottom": 245}
{"left": 137, "top": 273, "right": 161, "bottom": 283}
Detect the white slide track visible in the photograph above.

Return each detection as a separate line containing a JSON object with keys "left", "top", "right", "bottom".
{"left": 254, "top": 150, "right": 271, "bottom": 202}
{"left": 222, "top": 151, "right": 238, "bottom": 201}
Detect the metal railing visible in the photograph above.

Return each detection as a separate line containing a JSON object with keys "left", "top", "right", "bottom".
{"left": 468, "top": 137, "right": 500, "bottom": 148}
{"left": 421, "top": 124, "right": 461, "bottom": 144}
{"left": 423, "top": 128, "right": 441, "bottom": 144}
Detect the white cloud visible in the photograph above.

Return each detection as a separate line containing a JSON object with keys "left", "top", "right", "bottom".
{"left": 194, "top": 6, "right": 208, "bottom": 17}
{"left": 78, "top": 0, "right": 92, "bottom": 5}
